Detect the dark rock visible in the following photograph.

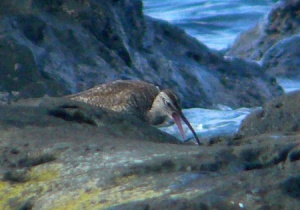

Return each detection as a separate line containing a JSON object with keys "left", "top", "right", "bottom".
{"left": 237, "top": 91, "right": 300, "bottom": 138}
{"left": 227, "top": 0, "right": 300, "bottom": 61}
{"left": 19, "top": 198, "right": 35, "bottom": 210}
{"left": 0, "top": 0, "right": 282, "bottom": 108}
{"left": 17, "top": 153, "right": 56, "bottom": 168}
{"left": 3, "top": 170, "right": 29, "bottom": 183}
{"left": 289, "top": 149, "right": 300, "bottom": 162}
{"left": 0, "top": 97, "right": 182, "bottom": 145}
{"left": 261, "top": 34, "right": 300, "bottom": 78}
{"left": 281, "top": 176, "right": 300, "bottom": 200}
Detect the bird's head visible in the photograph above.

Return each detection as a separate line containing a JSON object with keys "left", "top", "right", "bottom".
{"left": 151, "top": 89, "right": 201, "bottom": 145}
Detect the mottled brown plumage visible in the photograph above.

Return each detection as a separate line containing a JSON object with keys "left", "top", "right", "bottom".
{"left": 66, "top": 80, "right": 201, "bottom": 145}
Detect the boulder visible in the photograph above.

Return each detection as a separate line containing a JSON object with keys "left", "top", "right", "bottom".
{"left": 237, "top": 90, "right": 300, "bottom": 138}
{"left": 261, "top": 34, "right": 300, "bottom": 78}
{"left": 226, "top": 0, "right": 300, "bottom": 61}
{"left": 0, "top": 0, "right": 283, "bottom": 108}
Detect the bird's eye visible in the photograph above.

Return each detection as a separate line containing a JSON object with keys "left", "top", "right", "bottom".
{"left": 165, "top": 101, "right": 171, "bottom": 107}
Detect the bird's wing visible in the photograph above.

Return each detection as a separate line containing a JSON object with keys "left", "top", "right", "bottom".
{"left": 66, "top": 80, "right": 159, "bottom": 120}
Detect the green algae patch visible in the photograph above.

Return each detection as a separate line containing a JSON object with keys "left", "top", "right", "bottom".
{"left": 0, "top": 163, "right": 62, "bottom": 210}
{"left": 27, "top": 164, "right": 61, "bottom": 182}
{"left": 113, "top": 174, "right": 137, "bottom": 185}
{"left": 51, "top": 179, "right": 168, "bottom": 210}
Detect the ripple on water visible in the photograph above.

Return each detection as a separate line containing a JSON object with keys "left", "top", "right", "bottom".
{"left": 144, "top": 0, "right": 276, "bottom": 50}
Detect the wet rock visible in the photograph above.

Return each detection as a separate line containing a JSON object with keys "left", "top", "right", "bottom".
{"left": 0, "top": 97, "right": 181, "bottom": 145}
{"left": 237, "top": 90, "right": 300, "bottom": 138}
{"left": 227, "top": 0, "right": 300, "bottom": 61}
{"left": 261, "top": 34, "right": 300, "bottom": 78}
{"left": 0, "top": 0, "right": 282, "bottom": 108}
{"left": 281, "top": 176, "right": 300, "bottom": 200}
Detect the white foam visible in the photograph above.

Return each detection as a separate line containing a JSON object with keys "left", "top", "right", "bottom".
{"left": 277, "top": 78, "right": 300, "bottom": 93}
{"left": 159, "top": 107, "right": 253, "bottom": 141}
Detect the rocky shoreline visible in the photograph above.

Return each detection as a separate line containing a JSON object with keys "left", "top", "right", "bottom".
{"left": 1, "top": 92, "right": 300, "bottom": 209}
{"left": 0, "top": 0, "right": 282, "bottom": 108}
{"left": 1, "top": 0, "right": 300, "bottom": 209}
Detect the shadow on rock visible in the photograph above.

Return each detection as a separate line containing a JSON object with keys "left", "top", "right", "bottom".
{"left": 281, "top": 176, "right": 300, "bottom": 200}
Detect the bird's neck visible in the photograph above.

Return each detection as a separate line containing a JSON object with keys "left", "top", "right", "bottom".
{"left": 147, "top": 95, "right": 167, "bottom": 126}
{"left": 148, "top": 109, "right": 167, "bottom": 126}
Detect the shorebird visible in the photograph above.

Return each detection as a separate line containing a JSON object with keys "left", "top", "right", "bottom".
{"left": 66, "top": 80, "right": 201, "bottom": 145}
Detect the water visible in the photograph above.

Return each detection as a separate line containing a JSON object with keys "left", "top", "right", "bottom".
{"left": 277, "top": 78, "right": 300, "bottom": 93}
{"left": 145, "top": 0, "right": 300, "bottom": 142}
{"left": 161, "top": 78, "right": 300, "bottom": 143}
{"left": 160, "top": 107, "right": 255, "bottom": 142}
{"left": 143, "top": 0, "right": 277, "bottom": 50}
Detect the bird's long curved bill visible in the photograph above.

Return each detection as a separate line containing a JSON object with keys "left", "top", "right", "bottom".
{"left": 172, "top": 112, "right": 201, "bottom": 145}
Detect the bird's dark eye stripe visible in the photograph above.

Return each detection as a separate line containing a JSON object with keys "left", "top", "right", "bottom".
{"left": 163, "top": 98, "right": 171, "bottom": 107}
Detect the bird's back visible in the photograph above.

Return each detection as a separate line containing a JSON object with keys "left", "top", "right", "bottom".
{"left": 66, "top": 80, "right": 160, "bottom": 121}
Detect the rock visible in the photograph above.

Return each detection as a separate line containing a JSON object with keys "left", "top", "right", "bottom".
{"left": 0, "top": 97, "right": 181, "bottom": 144}
{"left": 226, "top": 0, "right": 300, "bottom": 61}
{"left": 237, "top": 90, "right": 300, "bottom": 138}
{"left": 0, "top": 97, "right": 300, "bottom": 209}
{"left": 0, "top": 0, "right": 282, "bottom": 108}
{"left": 261, "top": 34, "right": 300, "bottom": 79}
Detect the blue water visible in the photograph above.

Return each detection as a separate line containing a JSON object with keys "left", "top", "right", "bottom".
{"left": 146, "top": 0, "right": 300, "bottom": 142}
{"left": 160, "top": 106, "right": 254, "bottom": 143}
{"left": 277, "top": 78, "right": 300, "bottom": 93}
{"left": 143, "top": 0, "right": 278, "bottom": 50}
{"left": 160, "top": 78, "right": 300, "bottom": 143}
